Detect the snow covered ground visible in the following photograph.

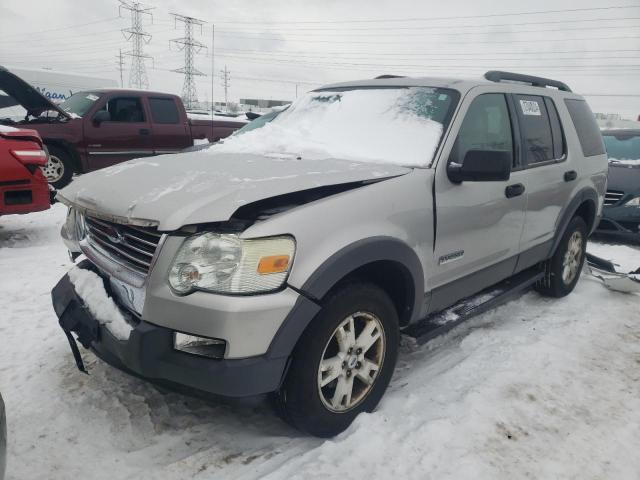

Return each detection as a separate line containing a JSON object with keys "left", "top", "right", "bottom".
{"left": 1, "top": 204, "right": 639, "bottom": 480}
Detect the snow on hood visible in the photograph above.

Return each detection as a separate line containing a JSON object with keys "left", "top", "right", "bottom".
{"left": 0, "top": 124, "right": 18, "bottom": 132}
{"left": 57, "top": 152, "right": 410, "bottom": 230}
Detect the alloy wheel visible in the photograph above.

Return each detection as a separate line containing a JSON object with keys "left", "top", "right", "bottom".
{"left": 317, "top": 311, "right": 386, "bottom": 413}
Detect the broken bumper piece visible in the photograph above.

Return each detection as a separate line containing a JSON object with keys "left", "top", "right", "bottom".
{"left": 585, "top": 253, "right": 640, "bottom": 294}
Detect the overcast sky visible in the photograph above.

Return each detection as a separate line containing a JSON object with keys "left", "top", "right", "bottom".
{"left": 1, "top": 0, "right": 639, "bottom": 117}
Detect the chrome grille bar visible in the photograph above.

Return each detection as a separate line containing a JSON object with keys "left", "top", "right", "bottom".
{"left": 84, "top": 215, "right": 162, "bottom": 276}
{"left": 604, "top": 190, "right": 624, "bottom": 206}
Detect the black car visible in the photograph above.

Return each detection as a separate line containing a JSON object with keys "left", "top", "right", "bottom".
{"left": 0, "top": 392, "right": 5, "bottom": 480}
{"left": 596, "top": 129, "right": 640, "bottom": 241}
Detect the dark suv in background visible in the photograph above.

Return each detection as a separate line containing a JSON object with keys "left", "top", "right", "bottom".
{"left": 596, "top": 129, "right": 640, "bottom": 242}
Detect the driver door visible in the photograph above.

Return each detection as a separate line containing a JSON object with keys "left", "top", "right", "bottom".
{"left": 83, "top": 95, "right": 154, "bottom": 171}
{"left": 429, "top": 91, "right": 527, "bottom": 312}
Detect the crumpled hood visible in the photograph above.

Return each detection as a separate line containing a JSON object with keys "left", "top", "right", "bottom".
{"left": 58, "top": 151, "right": 410, "bottom": 230}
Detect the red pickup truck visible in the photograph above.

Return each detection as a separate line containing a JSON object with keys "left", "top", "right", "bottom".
{"left": 0, "top": 66, "right": 246, "bottom": 188}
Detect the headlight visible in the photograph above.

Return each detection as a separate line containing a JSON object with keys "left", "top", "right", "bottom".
{"left": 168, "top": 233, "right": 295, "bottom": 295}
{"left": 625, "top": 196, "right": 640, "bottom": 206}
{"left": 64, "top": 208, "right": 86, "bottom": 241}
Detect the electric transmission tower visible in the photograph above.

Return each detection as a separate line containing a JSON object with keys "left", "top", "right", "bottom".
{"left": 119, "top": 1, "right": 154, "bottom": 89}
{"left": 220, "top": 65, "right": 230, "bottom": 111}
{"left": 170, "top": 13, "right": 206, "bottom": 110}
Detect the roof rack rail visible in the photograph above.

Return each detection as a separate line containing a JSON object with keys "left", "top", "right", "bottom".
{"left": 484, "top": 70, "right": 572, "bottom": 92}
{"left": 375, "top": 74, "right": 406, "bottom": 79}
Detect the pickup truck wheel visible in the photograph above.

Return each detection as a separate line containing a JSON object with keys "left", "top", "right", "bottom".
{"left": 535, "top": 216, "right": 587, "bottom": 298}
{"left": 274, "top": 283, "right": 399, "bottom": 437}
{"left": 42, "top": 145, "right": 74, "bottom": 189}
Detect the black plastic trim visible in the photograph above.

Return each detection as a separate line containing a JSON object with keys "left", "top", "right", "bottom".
{"left": 51, "top": 269, "right": 289, "bottom": 397}
{"left": 551, "top": 188, "right": 599, "bottom": 254}
{"left": 484, "top": 70, "right": 572, "bottom": 92}
{"left": 299, "top": 237, "right": 424, "bottom": 324}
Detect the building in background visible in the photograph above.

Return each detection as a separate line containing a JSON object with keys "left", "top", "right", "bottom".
{"left": 0, "top": 66, "right": 117, "bottom": 114}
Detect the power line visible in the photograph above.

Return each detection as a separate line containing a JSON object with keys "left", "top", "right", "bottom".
{"left": 216, "top": 24, "right": 640, "bottom": 38}
{"left": 214, "top": 32, "right": 640, "bottom": 45}
{"left": 120, "top": 1, "right": 154, "bottom": 90}
{"left": 212, "top": 5, "right": 640, "bottom": 24}
{"left": 170, "top": 13, "right": 207, "bottom": 109}
{"left": 0, "top": 16, "right": 121, "bottom": 40}
{"left": 215, "top": 16, "right": 640, "bottom": 32}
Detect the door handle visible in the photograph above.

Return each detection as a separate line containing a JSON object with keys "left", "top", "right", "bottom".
{"left": 139, "top": 128, "right": 150, "bottom": 135}
{"left": 564, "top": 170, "right": 577, "bottom": 182}
{"left": 505, "top": 183, "right": 525, "bottom": 198}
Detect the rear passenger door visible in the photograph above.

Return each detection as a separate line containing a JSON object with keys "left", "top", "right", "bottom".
{"left": 512, "top": 94, "right": 572, "bottom": 263}
{"left": 147, "top": 97, "right": 191, "bottom": 154}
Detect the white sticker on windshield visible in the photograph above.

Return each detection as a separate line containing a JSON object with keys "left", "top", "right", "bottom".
{"left": 86, "top": 94, "right": 99, "bottom": 101}
{"left": 520, "top": 99, "right": 541, "bottom": 116}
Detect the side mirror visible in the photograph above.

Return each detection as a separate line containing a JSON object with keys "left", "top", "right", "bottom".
{"left": 447, "top": 150, "right": 512, "bottom": 183}
{"left": 92, "top": 110, "right": 111, "bottom": 125}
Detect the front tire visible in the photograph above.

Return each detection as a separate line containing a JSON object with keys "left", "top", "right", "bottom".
{"left": 535, "top": 216, "right": 587, "bottom": 298}
{"left": 274, "top": 283, "right": 399, "bottom": 437}
{"left": 42, "top": 145, "right": 74, "bottom": 189}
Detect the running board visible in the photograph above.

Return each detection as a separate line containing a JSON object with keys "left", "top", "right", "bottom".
{"left": 404, "top": 269, "right": 544, "bottom": 345}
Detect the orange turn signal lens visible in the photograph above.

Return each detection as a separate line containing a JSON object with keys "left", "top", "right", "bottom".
{"left": 257, "top": 255, "right": 290, "bottom": 274}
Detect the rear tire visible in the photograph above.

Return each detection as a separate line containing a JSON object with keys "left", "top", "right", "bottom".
{"left": 535, "top": 216, "right": 587, "bottom": 298}
{"left": 273, "top": 283, "right": 399, "bottom": 437}
{"left": 42, "top": 145, "right": 74, "bottom": 189}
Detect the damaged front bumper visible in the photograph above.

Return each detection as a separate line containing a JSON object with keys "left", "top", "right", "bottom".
{"left": 50, "top": 262, "right": 290, "bottom": 397}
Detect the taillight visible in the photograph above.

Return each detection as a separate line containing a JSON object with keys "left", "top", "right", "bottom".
{"left": 11, "top": 149, "right": 48, "bottom": 167}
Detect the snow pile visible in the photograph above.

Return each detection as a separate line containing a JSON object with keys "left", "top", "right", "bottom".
{"left": 68, "top": 267, "right": 132, "bottom": 341}
{"left": 210, "top": 88, "right": 444, "bottom": 168}
{"left": 0, "top": 124, "right": 18, "bottom": 132}
{"left": 1, "top": 206, "right": 640, "bottom": 480}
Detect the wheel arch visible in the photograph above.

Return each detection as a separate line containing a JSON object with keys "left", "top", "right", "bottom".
{"left": 550, "top": 187, "right": 598, "bottom": 256}
{"left": 267, "top": 237, "right": 424, "bottom": 360}
{"left": 43, "top": 139, "right": 83, "bottom": 173}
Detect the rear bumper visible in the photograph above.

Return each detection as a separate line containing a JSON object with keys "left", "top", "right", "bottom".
{"left": 0, "top": 178, "right": 50, "bottom": 215}
{"left": 51, "top": 269, "right": 290, "bottom": 397}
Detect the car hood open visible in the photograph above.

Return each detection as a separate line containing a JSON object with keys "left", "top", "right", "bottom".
{"left": 0, "top": 65, "right": 70, "bottom": 119}
{"left": 57, "top": 151, "right": 410, "bottom": 230}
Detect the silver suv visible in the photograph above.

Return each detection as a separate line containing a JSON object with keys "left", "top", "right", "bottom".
{"left": 52, "top": 71, "right": 608, "bottom": 437}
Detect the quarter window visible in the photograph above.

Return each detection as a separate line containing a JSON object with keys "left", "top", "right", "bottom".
{"left": 564, "top": 99, "right": 606, "bottom": 157}
{"left": 451, "top": 93, "right": 514, "bottom": 166}
{"left": 149, "top": 97, "right": 180, "bottom": 124}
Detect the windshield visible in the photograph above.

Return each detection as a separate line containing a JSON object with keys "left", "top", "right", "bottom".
{"left": 233, "top": 108, "right": 286, "bottom": 136}
{"left": 603, "top": 133, "right": 640, "bottom": 165}
{"left": 211, "top": 87, "right": 458, "bottom": 167}
{"left": 59, "top": 91, "right": 102, "bottom": 117}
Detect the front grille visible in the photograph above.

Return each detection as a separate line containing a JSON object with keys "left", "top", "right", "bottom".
{"left": 604, "top": 190, "right": 625, "bottom": 206}
{"left": 84, "top": 215, "right": 162, "bottom": 275}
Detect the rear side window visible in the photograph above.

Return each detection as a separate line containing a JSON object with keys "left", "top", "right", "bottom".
{"left": 514, "top": 95, "right": 561, "bottom": 164}
{"left": 149, "top": 97, "right": 180, "bottom": 124}
{"left": 564, "top": 99, "right": 605, "bottom": 157}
